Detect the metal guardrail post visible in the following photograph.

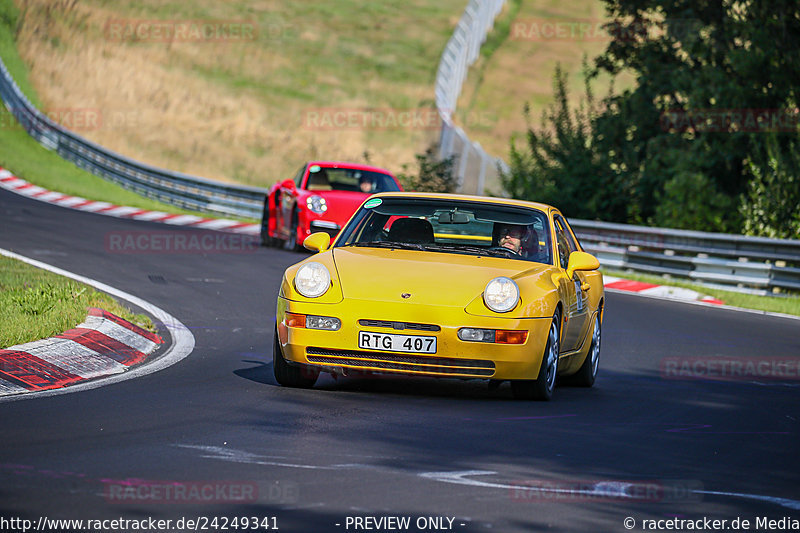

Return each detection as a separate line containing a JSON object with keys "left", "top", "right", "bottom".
{"left": 435, "top": 0, "right": 507, "bottom": 195}
{"left": 572, "top": 219, "right": 800, "bottom": 295}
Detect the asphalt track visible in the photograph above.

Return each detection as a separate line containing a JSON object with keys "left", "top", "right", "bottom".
{"left": 1, "top": 186, "right": 799, "bottom": 532}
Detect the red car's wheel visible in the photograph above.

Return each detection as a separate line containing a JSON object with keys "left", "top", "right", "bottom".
{"left": 283, "top": 209, "right": 301, "bottom": 251}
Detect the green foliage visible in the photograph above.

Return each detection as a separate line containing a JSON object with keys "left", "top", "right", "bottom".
{"left": 502, "top": 61, "right": 630, "bottom": 220}
{"left": 503, "top": 0, "right": 800, "bottom": 233}
{"left": 740, "top": 137, "right": 800, "bottom": 239}
{"left": 652, "top": 172, "right": 736, "bottom": 232}
{"left": 398, "top": 146, "right": 457, "bottom": 193}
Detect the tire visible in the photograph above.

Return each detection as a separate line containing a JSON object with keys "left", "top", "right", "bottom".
{"left": 571, "top": 314, "right": 601, "bottom": 387}
{"left": 260, "top": 198, "right": 275, "bottom": 247}
{"left": 273, "top": 327, "right": 318, "bottom": 388}
{"left": 283, "top": 210, "right": 300, "bottom": 251}
{"left": 511, "top": 313, "right": 560, "bottom": 401}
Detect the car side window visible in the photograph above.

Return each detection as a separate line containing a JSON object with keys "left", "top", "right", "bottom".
{"left": 293, "top": 165, "right": 306, "bottom": 187}
{"left": 553, "top": 216, "right": 577, "bottom": 270}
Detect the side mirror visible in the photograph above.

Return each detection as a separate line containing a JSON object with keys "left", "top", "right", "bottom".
{"left": 280, "top": 178, "right": 296, "bottom": 190}
{"left": 303, "top": 232, "right": 331, "bottom": 253}
{"left": 566, "top": 251, "right": 600, "bottom": 279}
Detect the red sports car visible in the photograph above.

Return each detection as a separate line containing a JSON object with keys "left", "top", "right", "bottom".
{"left": 261, "top": 161, "right": 403, "bottom": 250}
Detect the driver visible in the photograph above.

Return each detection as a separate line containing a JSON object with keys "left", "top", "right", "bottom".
{"left": 359, "top": 174, "right": 374, "bottom": 193}
{"left": 493, "top": 223, "right": 528, "bottom": 254}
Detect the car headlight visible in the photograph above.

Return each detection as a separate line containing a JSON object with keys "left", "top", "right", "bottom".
{"left": 483, "top": 276, "right": 519, "bottom": 313}
{"left": 306, "top": 195, "right": 327, "bottom": 214}
{"left": 294, "top": 262, "right": 331, "bottom": 298}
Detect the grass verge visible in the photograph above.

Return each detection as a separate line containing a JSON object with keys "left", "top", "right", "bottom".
{"left": 603, "top": 268, "right": 800, "bottom": 317}
{"left": 0, "top": 254, "right": 155, "bottom": 347}
{"left": 0, "top": 1, "right": 250, "bottom": 220}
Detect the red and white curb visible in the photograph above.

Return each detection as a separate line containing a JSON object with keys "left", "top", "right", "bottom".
{"left": 0, "top": 248, "right": 195, "bottom": 403}
{"left": 0, "top": 167, "right": 260, "bottom": 235}
{"left": 0, "top": 308, "right": 163, "bottom": 396}
{"left": 604, "top": 275, "right": 723, "bottom": 305}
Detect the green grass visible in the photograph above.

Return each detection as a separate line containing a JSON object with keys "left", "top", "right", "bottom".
{"left": 603, "top": 269, "right": 800, "bottom": 317}
{"left": 0, "top": 0, "right": 248, "bottom": 220}
{"left": 0, "top": 255, "right": 155, "bottom": 347}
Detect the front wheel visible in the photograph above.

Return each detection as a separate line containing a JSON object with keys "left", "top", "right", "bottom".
{"left": 571, "top": 314, "right": 601, "bottom": 387}
{"left": 273, "top": 327, "right": 318, "bottom": 388}
{"left": 511, "top": 313, "right": 560, "bottom": 401}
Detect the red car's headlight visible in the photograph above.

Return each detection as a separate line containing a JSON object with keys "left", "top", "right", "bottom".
{"left": 306, "top": 195, "right": 328, "bottom": 214}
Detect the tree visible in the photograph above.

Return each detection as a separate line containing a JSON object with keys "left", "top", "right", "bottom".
{"left": 397, "top": 145, "right": 457, "bottom": 193}
{"left": 740, "top": 136, "right": 800, "bottom": 239}
{"left": 504, "top": 0, "right": 800, "bottom": 233}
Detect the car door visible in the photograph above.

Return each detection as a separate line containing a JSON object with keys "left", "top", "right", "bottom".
{"left": 277, "top": 165, "right": 306, "bottom": 238}
{"left": 554, "top": 214, "right": 590, "bottom": 352}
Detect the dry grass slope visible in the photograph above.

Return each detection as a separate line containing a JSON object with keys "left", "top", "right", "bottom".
{"left": 14, "top": 0, "right": 464, "bottom": 186}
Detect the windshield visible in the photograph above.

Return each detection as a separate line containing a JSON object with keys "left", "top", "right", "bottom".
{"left": 335, "top": 197, "right": 553, "bottom": 265}
{"left": 305, "top": 166, "right": 400, "bottom": 193}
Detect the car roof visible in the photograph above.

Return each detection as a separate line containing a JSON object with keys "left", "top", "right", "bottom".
{"left": 306, "top": 161, "right": 395, "bottom": 176}
{"left": 366, "top": 191, "right": 555, "bottom": 213}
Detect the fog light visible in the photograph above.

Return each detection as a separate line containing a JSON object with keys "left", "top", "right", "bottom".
{"left": 458, "top": 328, "right": 495, "bottom": 342}
{"left": 306, "top": 315, "right": 341, "bottom": 331}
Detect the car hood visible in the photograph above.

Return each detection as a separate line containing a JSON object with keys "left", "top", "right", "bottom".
{"left": 331, "top": 247, "right": 553, "bottom": 308}
{"left": 305, "top": 190, "right": 369, "bottom": 223}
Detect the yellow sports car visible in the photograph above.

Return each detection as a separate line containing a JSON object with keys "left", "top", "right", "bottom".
{"left": 273, "top": 192, "right": 604, "bottom": 400}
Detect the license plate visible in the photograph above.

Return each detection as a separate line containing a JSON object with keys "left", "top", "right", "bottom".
{"left": 358, "top": 331, "right": 437, "bottom": 354}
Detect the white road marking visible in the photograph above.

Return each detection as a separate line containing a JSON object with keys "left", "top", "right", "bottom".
{"left": 176, "top": 445, "right": 341, "bottom": 470}
{"left": 419, "top": 470, "right": 800, "bottom": 511}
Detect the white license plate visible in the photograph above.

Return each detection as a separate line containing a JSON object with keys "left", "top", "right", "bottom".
{"left": 358, "top": 331, "right": 437, "bottom": 354}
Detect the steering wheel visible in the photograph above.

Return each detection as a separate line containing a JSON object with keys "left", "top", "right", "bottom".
{"left": 487, "top": 246, "right": 520, "bottom": 256}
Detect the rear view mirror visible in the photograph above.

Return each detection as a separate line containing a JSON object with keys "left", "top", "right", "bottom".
{"left": 437, "top": 211, "right": 469, "bottom": 224}
{"left": 566, "top": 251, "right": 600, "bottom": 278}
{"left": 303, "top": 232, "right": 331, "bottom": 253}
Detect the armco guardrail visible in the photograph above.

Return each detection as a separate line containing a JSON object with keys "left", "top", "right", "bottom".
{"left": 435, "top": 0, "right": 509, "bottom": 196}
{"left": 571, "top": 219, "right": 800, "bottom": 294}
{"left": 2, "top": 42, "right": 798, "bottom": 295}
{"left": 0, "top": 57, "right": 266, "bottom": 220}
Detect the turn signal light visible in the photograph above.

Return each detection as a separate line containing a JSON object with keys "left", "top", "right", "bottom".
{"left": 284, "top": 312, "right": 341, "bottom": 331}
{"left": 285, "top": 312, "right": 306, "bottom": 328}
{"left": 495, "top": 330, "right": 528, "bottom": 344}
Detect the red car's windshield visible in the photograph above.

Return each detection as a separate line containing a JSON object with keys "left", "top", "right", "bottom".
{"left": 305, "top": 166, "right": 400, "bottom": 193}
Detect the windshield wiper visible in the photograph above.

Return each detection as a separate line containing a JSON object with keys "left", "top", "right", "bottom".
{"left": 421, "top": 243, "right": 517, "bottom": 258}
{"left": 350, "top": 241, "right": 424, "bottom": 251}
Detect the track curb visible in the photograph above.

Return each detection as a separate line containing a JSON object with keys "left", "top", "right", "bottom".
{"left": 0, "top": 248, "right": 196, "bottom": 402}
{"left": 0, "top": 167, "right": 260, "bottom": 235}
{"left": 0, "top": 307, "right": 163, "bottom": 396}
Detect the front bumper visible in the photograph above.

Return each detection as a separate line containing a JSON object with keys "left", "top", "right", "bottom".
{"left": 276, "top": 297, "right": 552, "bottom": 380}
